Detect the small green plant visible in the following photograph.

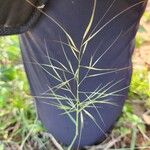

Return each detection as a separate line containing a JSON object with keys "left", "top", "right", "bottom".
{"left": 143, "top": 11, "right": 150, "bottom": 22}
{"left": 129, "top": 69, "right": 149, "bottom": 100}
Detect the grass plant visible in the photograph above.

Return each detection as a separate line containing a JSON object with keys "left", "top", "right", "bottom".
{"left": 9, "top": 0, "right": 146, "bottom": 149}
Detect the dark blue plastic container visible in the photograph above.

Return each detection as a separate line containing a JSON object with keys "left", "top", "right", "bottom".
{"left": 20, "top": 0, "right": 147, "bottom": 149}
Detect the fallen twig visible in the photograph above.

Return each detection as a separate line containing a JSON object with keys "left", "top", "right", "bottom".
{"left": 86, "top": 134, "right": 127, "bottom": 150}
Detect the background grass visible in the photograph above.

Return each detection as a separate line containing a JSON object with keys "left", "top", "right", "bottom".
{"left": 0, "top": 13, "right": 150, "bottom": 150}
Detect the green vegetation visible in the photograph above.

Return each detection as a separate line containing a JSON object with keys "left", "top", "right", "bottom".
{"left": 0, "top": 36, "right": 54, "bottom": 150}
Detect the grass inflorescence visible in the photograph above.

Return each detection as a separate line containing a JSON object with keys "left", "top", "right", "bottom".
{"left": 26, "top": 0, "right": 147, "bottom": 149}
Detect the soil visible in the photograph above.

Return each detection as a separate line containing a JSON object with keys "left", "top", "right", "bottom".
{"left": 133, "top": 1, "right": 150, "bottom": 69}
